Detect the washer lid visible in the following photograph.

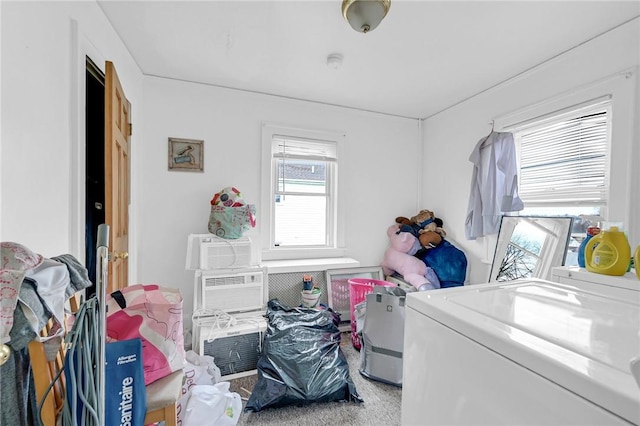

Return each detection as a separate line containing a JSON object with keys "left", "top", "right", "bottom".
{"left": 407, "top": 279, "right": 640, "bottom": 425}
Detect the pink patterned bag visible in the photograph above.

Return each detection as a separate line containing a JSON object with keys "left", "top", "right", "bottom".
{"left": 106, "top": 284, "right": 186, "bottom": 385}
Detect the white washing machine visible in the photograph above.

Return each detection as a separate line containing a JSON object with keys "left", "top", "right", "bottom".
{"left": 401, "top": 278, "right": 640, "bottom": 425}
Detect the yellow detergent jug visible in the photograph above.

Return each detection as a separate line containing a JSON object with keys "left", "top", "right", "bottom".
{"left": 585, "top": 226, "right": 631, "bottom": 276}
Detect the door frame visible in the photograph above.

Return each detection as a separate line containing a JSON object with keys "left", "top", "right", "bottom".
{"left": 70, "top": 19, "right": 137, "bottom": 284}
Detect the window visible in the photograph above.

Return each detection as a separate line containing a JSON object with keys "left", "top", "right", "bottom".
{"left": 512, "top": 99, "right": 611, "bottom": 265}
{"left": 261, "top": 124, "right": 343, "bottom": 259}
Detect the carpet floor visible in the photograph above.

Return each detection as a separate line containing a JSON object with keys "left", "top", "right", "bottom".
{"left": 228, "top": 331, "right": 402, "bottom": 425}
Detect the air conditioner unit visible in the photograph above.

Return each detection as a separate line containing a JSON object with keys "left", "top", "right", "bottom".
{"left": 186, "top": 233, "right": 259, "bottom": 270}
{"left": 193, "top": 314, "right": 267, "bottom": 380}
{"left": 194, "top": 267, "right": 267, "bottom": 315}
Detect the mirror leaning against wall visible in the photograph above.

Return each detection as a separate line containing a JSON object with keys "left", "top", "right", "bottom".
{"left": 489, "top": 216, "right": 574, "bottom": 282}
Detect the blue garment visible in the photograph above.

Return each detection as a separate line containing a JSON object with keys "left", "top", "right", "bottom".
{"left": 416, "top": 240, "right": 467, "bottom": 288}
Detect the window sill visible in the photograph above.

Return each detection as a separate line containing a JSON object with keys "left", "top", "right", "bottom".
{"left": 261, "top": 257, "right": 360, "bottom": 274}
{"left": 261, "top": 247, "right": 347, "bottom": 262}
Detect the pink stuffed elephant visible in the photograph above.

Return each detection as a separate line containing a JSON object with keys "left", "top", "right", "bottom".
{"left": 380, "top": 224, "right": 440, "bottom": 291}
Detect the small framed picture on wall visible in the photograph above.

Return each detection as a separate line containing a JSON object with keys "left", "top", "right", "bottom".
{"left": 168, "top": 137, "right": 204, "bottom": 172}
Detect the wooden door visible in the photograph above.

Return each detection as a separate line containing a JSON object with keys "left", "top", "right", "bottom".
{"left": 105, "top": 61, "right": 131, "bottom": 293}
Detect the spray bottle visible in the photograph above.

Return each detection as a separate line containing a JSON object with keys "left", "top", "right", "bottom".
{"left": 578, "top": 226, "right": 600, "bottom": 268}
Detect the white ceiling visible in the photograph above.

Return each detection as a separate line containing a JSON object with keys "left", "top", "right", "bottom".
{"left": 98, "top": 1, "right": 640, "bottom": 119}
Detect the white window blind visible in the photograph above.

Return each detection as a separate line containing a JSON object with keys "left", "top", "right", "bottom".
{"left": 272, "top": 136, "right": 337, "bottom": 161}
{"left": 517, "top": 103, "right": 609, "bottom": 207}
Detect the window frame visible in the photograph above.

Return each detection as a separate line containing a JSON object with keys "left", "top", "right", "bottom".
{"left": 260, "top": 122, "right": 346, "bottom": 260}
{"left": 495, "top": 70, "right": 636, "bottom": 235}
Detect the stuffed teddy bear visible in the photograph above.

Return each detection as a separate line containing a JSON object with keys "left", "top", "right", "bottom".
{"left": 396, "top": 210, "right": 447, "bottom": 249}
{"left": 432, "top": 217, "right": 447, "bottom": 237}
{"left": 417, "top": 230, "right": 442, "bottom": 249}
{"left": 395, "top": 209, "right": 435, "bottom": 235}
{"left": 380, "top": 224, "right": 440, "bottom": 291}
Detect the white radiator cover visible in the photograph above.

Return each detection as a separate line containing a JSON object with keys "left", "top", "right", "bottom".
{"left": 264, "top": 258, "right": 360, "bottom": 310}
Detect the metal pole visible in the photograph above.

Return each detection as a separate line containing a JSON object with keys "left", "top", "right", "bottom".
{"left": 96, "top": 224, "right": 109, "bottom": 426}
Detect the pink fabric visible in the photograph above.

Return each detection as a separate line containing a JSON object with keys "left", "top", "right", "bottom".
{"left": 1, "top": 242, "right": 45, "bottom": 345}
{"left": 106, "top": 284, "right": 186, "bottom": 385}
{"left": 0, "top": 270, "right": 23, "bottom": 344}
{"left": 1, "top": 242, "right": 44, "bottom": 271}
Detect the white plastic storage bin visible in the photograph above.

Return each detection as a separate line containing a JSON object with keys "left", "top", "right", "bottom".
{"left": 186, "top": 233, "right": 259, "bottom": 270}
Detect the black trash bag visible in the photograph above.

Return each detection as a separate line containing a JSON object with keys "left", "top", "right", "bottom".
{"left": 244, "top": 299, "right": 363, "bottom": 412}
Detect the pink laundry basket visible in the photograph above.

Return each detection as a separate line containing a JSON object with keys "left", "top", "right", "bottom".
{"left": 348, "top": 278, "right": 396, "bottom": 350}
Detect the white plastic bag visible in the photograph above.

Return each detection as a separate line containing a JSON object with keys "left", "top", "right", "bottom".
{"left": 183, "top": 382, "right": 242, "bottom": 426}
{"left": 177, "top": 350, "right": 222, "bottom": 423}
{"left": 184, "top": 350, "right": 222, "bottom": 385}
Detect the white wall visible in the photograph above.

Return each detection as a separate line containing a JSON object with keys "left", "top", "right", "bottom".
{"left": 1, "top": 1, "right": 144, "bottom": 274}
{"left": 0, "top": 0, "right": 420, "bottom": 319}
{"left": 4, "top": 1, "right": 636, "bottom": 306}
{"left": 139, "top": 77, "right": 420, "bottom": 315}
{"left": 423, "top": 18, "right": 640, "bottom": 284}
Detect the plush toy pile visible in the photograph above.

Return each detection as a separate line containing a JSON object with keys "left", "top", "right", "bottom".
{"left": 380, "top": 224, "right": 440, "bottom": 291}
{"left": 381, "top": 209, "right": 467, "bottom": 290}
{"left": 395, "top": 209, "right": 447, "bottom": 250}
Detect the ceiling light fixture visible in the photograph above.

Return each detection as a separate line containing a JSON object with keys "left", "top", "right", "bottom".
{"left": 342, "top": 0, "right": 391, "bottom": 34}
